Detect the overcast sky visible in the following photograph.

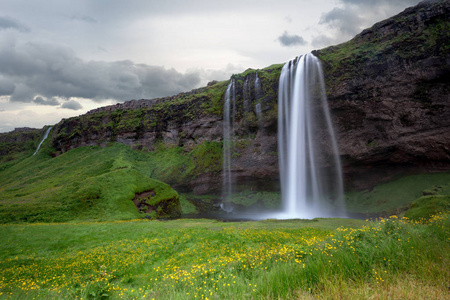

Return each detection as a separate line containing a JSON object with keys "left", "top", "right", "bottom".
{"left": 0, "top": 0, "right": 421, "bottom": 132}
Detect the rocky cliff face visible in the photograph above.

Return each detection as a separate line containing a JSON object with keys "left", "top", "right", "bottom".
{"left": 48, "top": 0, "right": 449, "bottom": 194}
{"left": 315, "top": 0, "right": 450, "bottom": 188}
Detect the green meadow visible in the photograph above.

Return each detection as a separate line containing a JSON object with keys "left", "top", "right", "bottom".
{"left": 0, "top": 215, "right": 448, "bottom": 299}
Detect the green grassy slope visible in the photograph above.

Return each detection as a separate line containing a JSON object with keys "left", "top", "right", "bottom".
{"left": 0, "top": 128, "right": 42, "bottom": 164}
{"left": 345, "top": 173, "right": 450, "bottom": 215}
{"left": 0, "top": 137, "right": 180, "bottom": 223}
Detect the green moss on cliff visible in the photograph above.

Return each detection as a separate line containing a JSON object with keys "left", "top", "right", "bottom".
{"left": 190, "top": 141, "right": 222, "bottom": 174}
{"left": 199, "top": 81, "right": 229, "bottom": 115}
{"left": 116, "top": 109, "right": 144, "bottom": 132}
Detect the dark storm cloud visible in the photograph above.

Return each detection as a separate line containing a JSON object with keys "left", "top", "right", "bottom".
{"left": 33, "top": 96, "right": 60, "bottom": 106}
{"left": 0, "top": 41, "right": 201, "bottom": 103}
{"left": 278, "top": 31, "right": 307, "bottom": 47}
{"left": 0, "top": 76, "right": 15, "bottom": 95}
{"left": 0, "top": 16, "right": 29, "bottom": 32}
{"left": 61, "top": 100, "right": 83, "bottom": 110}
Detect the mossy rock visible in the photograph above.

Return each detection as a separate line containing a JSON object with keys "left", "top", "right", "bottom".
{"left": 133, "top": 183, "right": 182, "bottom": 219}
{"left": 404, "top": 195, "right": 450, "bottom": 221}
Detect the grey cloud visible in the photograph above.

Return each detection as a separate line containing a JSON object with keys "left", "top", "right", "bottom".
{"left": 317, "top": 0, "right": 422, "bottom": 44}
{"left": 97, "top": 46, "right": 108, "bottom": 53}
{"left": 319, "top": 7, "right": 362, "bottom": 36}
{"left": 87, "top": 0, "right": 266, "bottom": 19}
{"left": 311, "top": 34, "right": 338, "bottom": 48}
{"left": 278, "top": 31, "right": 307, "bottom": 47}
{"left": 189, "top": 63, "right": 246, "bottom": 85}
{"left": 70, "top": 14, "right": 98, "bottom": 23}
{"left": 0, "top": 76, "right": 15, "bottom": 96}
{"left": 341, "top": 0, "right": 420, "bottom": 7}
{"left": 61, "top": 100, "right": 82, "bottom": 110}
{"left": 0, "top": 41, "right": 201, "bottom": 103}
{"left": 33, "top": 96, "right": 60, "bottom": 106}
{"left": 9, "top": 83, "right": 34, "bottom": 102}
{"left": 0, "top": 16, "right": 30, "bottom": 32}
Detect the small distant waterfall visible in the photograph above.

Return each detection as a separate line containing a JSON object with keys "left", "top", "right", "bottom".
{"left": 243, "top": 77, "right": 250, "bottom": 112}
{"left": 278, "top": 53, "right": 345, "bottom": 218}
{"left": 254, "top": 72, "right": 264, "bottom": 132}
{"left": 255, "top": 103, "right": 263, "bottom": 132}
{"left": 222, "top": 79, "right": 236, "bottom": 212}
{"left": 254, "top": 72, "right": 262, "bottom": 100}
{"left": 33, "top": 127, "right": 52, "bottom": 156}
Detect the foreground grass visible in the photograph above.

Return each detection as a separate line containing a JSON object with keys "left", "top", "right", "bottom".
{"left": 0, "top": 215, "right": 448, "bottom": 299}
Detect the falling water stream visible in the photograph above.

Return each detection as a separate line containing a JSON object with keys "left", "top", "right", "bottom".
{"left": 278, "top": 54, "right": 345, "bottom": 218}
{"left": 254, "top": 72, "right": 262, "bottom": 99}
{"left": 221, "top": 79, "right": 236, "bottom": 212}
{"left": 33, "top": 127, "right": 52, "bottom": 156}
{"left": 220, "top": 56, "right": 345, "bottom": 219}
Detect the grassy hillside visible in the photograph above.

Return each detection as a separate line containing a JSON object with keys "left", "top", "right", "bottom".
{"left": 0, "top": 135, "right": 180, "bottom": 223}
{"left": 0, "top": 128, "right": 42, "bottom": 164}
{"left": 346, "top": 172, "right": 450, "bottom": 216}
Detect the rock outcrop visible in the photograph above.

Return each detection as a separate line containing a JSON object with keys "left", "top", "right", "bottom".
{"left": 46, "top": 0, "right": 450, "bottom": 194}
{"left": 315, "top": 0, "right": 450, "bottom": 188}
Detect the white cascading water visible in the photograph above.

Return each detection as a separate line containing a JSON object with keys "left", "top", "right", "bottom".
{"left": 221, "top": 79, "right": 236, "bottom": 212}
{"left": 254, "top": 72, "right": 262, "bottom": 100}
{"left": 255, "top": 103, "right": 263, "bottom": 132}
{"left": 255, "top": 72, "right": 264, "bottom": 131}
{"left": 33, "top": 127, "right": 52, "bottom": 156}
{"left": 278, "top": 54, "right": 346, "bottom": 218}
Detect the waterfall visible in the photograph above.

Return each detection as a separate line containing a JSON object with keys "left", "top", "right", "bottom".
{"left": 255, "top": 103, "right": 263, "bottom": 133}
{"left": 221, "top": 79, "right": 236, "bottom": 212}
{"left": 254, "top": 72, "right": 262, "bottom": 100}
{"left": 243, "top": 77, "right": 250, "bottom": 112}
{"left": 278, "top": 54, "right": 345, "bottom": 218}
{"left": 255, "top": 72, "right": 263, "bottom": 132}
{"left": 33, "top": 127, "right": 52, "bottom": 156}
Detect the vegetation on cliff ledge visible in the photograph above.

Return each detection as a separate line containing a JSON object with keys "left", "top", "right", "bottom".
{"left": 50, "top": 62, "right": 283, "bottom": 154}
